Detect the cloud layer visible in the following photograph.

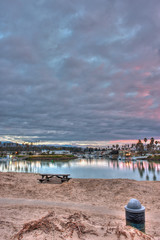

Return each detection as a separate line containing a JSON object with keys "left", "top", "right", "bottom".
{"left": 0, "top": 0, "right": 160, "bottom": 143}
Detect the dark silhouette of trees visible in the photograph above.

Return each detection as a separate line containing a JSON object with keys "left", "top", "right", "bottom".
{"left": 136, "top": 139, "right": 144, "bottom": 154}
{"left": 150, "top": 137, "right": 154, "bottom": 145}
{"left": 144, "top": 138, "right": 147, "bottom": 144}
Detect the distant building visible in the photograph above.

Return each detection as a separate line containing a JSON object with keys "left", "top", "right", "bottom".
{"left": 54, "top": 150, "right": 70, "bottom": 155}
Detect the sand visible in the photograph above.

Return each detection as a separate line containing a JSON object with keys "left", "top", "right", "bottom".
{"left": 0, "top": 172, "right": 159, "bottom": 240}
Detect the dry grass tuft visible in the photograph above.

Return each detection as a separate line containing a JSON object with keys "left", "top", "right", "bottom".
{"left": 12, "top": 212, "right": 97, "bottom": 240}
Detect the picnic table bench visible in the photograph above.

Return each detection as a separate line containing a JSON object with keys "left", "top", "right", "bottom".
{"left": 38, "top": 174, "right": 71, "bottom": 183}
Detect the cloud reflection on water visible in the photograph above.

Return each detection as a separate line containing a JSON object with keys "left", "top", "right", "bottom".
{"left": 0, "top": 158, "right": 160, "bottom": 181}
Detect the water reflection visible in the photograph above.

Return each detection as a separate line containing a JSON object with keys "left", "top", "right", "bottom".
{"left": 0, "top": 158, "right": 160, "bottom": 180}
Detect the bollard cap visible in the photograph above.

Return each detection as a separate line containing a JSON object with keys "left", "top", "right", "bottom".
{"left": 125, "top": 199, "right": 145, "bottom": 213}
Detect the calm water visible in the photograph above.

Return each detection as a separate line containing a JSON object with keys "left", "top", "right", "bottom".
{"left": 0, "top": 158, "right": 160, "bottom": 181}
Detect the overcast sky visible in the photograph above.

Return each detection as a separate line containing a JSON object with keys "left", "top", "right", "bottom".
{"left": 0, "top": 0, "right": 160, "bottom": 144}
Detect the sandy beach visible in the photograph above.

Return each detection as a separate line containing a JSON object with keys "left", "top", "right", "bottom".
{"left": 0, "top": 172, "right": 159, "bottom": 240}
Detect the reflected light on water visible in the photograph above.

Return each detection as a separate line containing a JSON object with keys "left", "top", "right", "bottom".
{"left": 0, "top": 158, "right": 160, "bottom": 180}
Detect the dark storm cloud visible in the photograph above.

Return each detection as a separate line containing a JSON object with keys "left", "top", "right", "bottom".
{"left": 0, "top": 0, "right": 160, "bottom": 143}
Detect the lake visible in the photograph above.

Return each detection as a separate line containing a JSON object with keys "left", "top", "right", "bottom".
{"left": 0, "top": 158, "right": 160, "bottom": 181}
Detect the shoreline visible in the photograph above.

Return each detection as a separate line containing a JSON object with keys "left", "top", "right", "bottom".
{"left": 0, "top": 172, "right": 159, "bottom": 239}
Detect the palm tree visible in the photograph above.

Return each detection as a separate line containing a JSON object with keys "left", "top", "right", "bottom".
{"left": 138, "top": 139, "right": 145, "bottom": 154}
{"left": 136, "top": 139, "right": 143, "bottom": 152}
{"left": 150, "top": 137, "right": 155, "bottom": 151}
{"left": 144, "top": 138, "right": 147, "bottom": 144}
{"left": 143, "top": 138, "right": 148, "bottom": 152}
{"left": 155, "top": 141, "right": 158, "bottom": 150}
{"left": 150, "top": 137, "right": 154, "bottom": 145}
{"left": 137, "top": 139, "right": 141, "bottom": 145}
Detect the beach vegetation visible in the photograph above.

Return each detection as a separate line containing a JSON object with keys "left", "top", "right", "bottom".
{"left": 147, "top": 155, "right": 160, "bottom": 162}
{"left": 24, "top": 154, "right": 76, "bottom": 161}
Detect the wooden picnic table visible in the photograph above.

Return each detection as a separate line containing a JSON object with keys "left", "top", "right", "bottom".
{"left": 38, "top": 173, "right": 71, "bottom": 183}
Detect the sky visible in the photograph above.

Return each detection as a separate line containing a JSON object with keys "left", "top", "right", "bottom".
{"left": 0, "top": 0, "right": 160, "bottom": 146}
